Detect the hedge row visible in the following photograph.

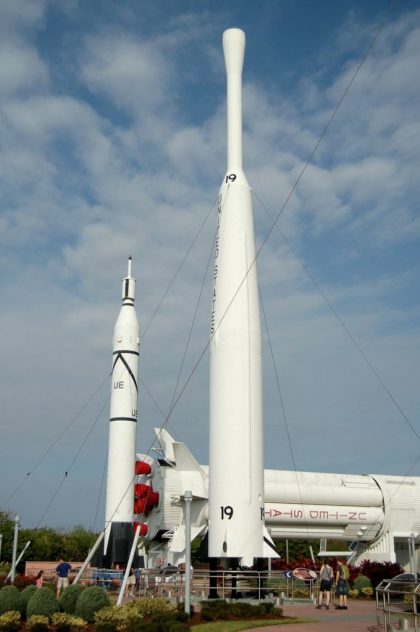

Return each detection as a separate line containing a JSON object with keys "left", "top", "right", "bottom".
{"left": 0, "top": 588, "right": 283, "bottom": 632}
{"left": 0, "top": 585, "right": 110, "bottom": 623}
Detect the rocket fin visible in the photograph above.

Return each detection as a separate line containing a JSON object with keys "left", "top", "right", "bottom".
{"left": 169, "top": 524, "right": 207, "bottom": 553}
{"left": 154, "top": 427, "right": 176, "bottom": 463}
{"left": 173, "top": 441, "right": 206, "bottom": 473}
{"left": 174, "top": 443, "right": 208, "bottom": 500}
{"left": 263, "top": 526, "right": 280, "bottom": 558}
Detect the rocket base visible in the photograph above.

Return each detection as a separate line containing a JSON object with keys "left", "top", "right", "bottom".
{"left": 93, "top": 523, "right": 141, "bottom": 569}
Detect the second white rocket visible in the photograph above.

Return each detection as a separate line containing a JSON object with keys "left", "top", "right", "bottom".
{"left": 103, "top": 257, "right": 140, "bottom": 566}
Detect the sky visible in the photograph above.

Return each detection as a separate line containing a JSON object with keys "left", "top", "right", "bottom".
{"left": 1, "top": 0, "right": 420, "bottom": 531}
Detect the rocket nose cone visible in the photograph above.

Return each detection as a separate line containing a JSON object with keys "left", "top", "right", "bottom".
{"left": 223, "top": 28, "right": 245, "bottom": 75}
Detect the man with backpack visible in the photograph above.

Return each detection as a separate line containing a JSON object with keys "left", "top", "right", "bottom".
{"left": 335, "top": 558, "right": 349, "bottom": 609}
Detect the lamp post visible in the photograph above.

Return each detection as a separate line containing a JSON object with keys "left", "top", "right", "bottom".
{"left": 11, "top": 516, "right": 19, "bottom": 583}
{"left": 184, "top": 491, "right": 192, "bottom": 615}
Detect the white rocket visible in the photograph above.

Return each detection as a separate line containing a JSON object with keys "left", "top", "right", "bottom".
{"left": 209, "top": 29, "right": 275, "bottom": 567}
{"left": 104, "top": 257, "right": 139, "bottom": 565}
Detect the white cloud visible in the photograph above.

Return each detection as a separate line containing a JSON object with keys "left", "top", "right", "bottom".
{"left": 0, "top": 43, "right": 49, "bottom": 97}
{"left": 0, "top": 0, "right": 45, "bottom": 35}
{"left": 81, "top": 34, "right": 171, "bottom": 111}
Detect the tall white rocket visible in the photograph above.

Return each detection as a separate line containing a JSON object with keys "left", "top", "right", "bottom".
{"left": 209, "top": 29, "right": 266, "bottom": 567}
{"left": 104, "top": 257, "right": 139, "bottom": 564}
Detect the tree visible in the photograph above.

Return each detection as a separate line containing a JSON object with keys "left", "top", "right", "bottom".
{"left": 20, "top": 528, "right": 64, "bottom": 561}
{"left": 62, "top": 527, "right": 98, "bottom": 561}
{"left": 0, "top": 512, "right": 16, "bottom": 562}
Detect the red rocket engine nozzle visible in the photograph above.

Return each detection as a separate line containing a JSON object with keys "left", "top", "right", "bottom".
{"left": 133, "top": 521, "right": 148, "bottom": 536}
{"left": 134, "top": 488, "right": 159, "bottom": 514}
{"left": 134, "top": 483, "right": 150, "bottom": 499}
{"left": 135, "top": 461, "right": 152, "bottom": 476}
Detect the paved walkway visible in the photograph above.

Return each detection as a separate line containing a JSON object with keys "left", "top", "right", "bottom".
{"left": 249, "top": 600, "right": 383, "bottom": 631}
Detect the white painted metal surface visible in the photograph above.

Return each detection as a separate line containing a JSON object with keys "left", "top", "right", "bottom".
{"left": 136, "top": 430, "right": 420, "bottom": 568}
{"left": 104, "top": 257, "right": 139, "bottom": 552}
{"left": 208, "top": 28, "right": 266, "bottom": 567}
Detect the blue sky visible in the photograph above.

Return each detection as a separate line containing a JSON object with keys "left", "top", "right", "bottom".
{"left": 1, "top": 0, "right": 420, "bottom": 530}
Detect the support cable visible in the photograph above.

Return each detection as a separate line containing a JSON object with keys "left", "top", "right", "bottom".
{"left": 142, "top": 198, "right": 217, "bottom": 339}
{"left": 35, "top": 396, "right": 110, "bottom": 528}
{"left": 3, "top": 373, "right": 110, "bottom": 507}
{"left": 259, "top": 286, "right": 311, "bottom": 541}
{"left": 255, "top": 191, "right": 420, "bottom": 445}
{"left": 169, "top": 231, "right": 216, "bottom": 410}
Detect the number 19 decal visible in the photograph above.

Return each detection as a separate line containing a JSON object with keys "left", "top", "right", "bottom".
{"left": 225, "top": 173, "right": 237, "bottom": 183}
{"left": 220, "top": 505, "right": 234, "bottom": 520}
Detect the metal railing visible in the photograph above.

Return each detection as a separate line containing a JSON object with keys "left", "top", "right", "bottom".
{"left": 82, "top": 568, "right": 319, "bottom": 603}
{"left": 376, "top": 576, "right": 420, "bottom": 631}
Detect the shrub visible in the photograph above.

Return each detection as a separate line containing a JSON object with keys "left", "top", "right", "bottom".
{"left": 349, "top": 588, "right": 359, "bottom": 598}
{"left": 94, "top": 606, "right": 125, "bottom": 630}
{"left": 149, "top": 611, "right": 178, "bottom": 627}
{"left": 353, "top": 575, "right": 372, "bottom": 592}
{"left": 75, "top": 587, "right": 110, "bottom": 623}
{"left": 14, "top": 575, "right": 36, "bottom": 590}
{"left": 199, "top": 599, "right": 230, "bottom": 621}
{"left": 27, "top": 587, "right": 60, "bottom": 619}
{"left": 229, "top": 602, "right": 257, "bottom": 617}
{"left": 94, "top": 599, "right": 180, "bottom": 632}
{"left": 94, "top": 607, "right": 119, "bottom": 627}
{"left": 27, "top": 615, "right": 50, "bottom": 632}
{"left": 59, "top": 585, "right": 85, "bottom": 614}
{"left": 270, "top": 607, "right": 284, "bottom": 619}
{"left": 362, "top": 586, "right": 374, "bottom": 598}
{"left": 359, "top": 560, "right": 403, "bottom": 590}
{"left": 125, "top": 597, "right": 176, "bottom": 619}
{"left": 0, "top": 611, "right": 20, "bottom": 632}
{"left": 69, "top": 616, "right": 87, "bottom": 632}
{"left": 0, "top": 586, "right": 24, "bottom": 616}
{"left": 52, "top": 612, "right": 87, "bottom": 632}
{"left": 260, "top": 602, "right": 274, "bottom": 614}
{"left": 21, "top": 585, "right": 37, "bottom": 615}
{"left": 173, "top": 610, "right": 189, "bottom": 623}
{"left": 119, "top": 609, "right": 143, "bottom": 632}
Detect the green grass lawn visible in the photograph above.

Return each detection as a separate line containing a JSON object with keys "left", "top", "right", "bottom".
{"left": 193, "top": 618, "right": 311, "bottom": 631}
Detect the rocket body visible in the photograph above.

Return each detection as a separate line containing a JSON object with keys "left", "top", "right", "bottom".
{"left": 104, "top": 258, "right": 139, "bottom": 565}
{"left": 208, "top": 29, "right": 265, "bottom": 567}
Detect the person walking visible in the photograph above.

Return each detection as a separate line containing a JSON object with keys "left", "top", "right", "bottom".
{"left": 316, "top": 560, "right": 334, "bottom": 609}
{"left": 56, "top": 559, "right": 72, "bottom": 598}
{"left": 126, "top": 568, "right": 137, "bottom": 598}
{"left": 335, "top": 558, "right": 349, "bottom": 610}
